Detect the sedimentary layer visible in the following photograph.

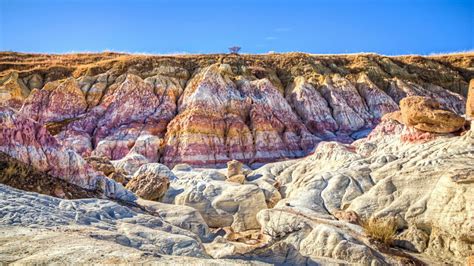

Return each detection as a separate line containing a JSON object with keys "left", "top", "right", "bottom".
{"left": 1, "top": 52, "right": 472, "bottom": 167}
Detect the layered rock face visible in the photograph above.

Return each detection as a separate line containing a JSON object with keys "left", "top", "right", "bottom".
{"left": 1, "top": 52, "right": 469, "bottom": 167}
{"left": 163, "top": 65, "right": 319, "bottom": 167}
{"left": 20, "top": 72, "right": 183, "bottom": 161}
{"left": 1, "top": 111, "right": 471, "bottom": 264}
{"left": 0, "top": 107, "right": 134, "bottom": 201}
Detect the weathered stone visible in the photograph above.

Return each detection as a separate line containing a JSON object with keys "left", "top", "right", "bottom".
{"left": 286, "top": 76, "right": 338, "bottom": 136}
{"left": 162, "top": 64, "right": 319, "bottom": 167}
{"left": 0, "top": 53, "right": 473, "bottom": 265}
{"left": 172, "top": 163, "right": 193, "bottom": 172}
{"left": 399, "top": 96, "right": 465, "bottom": 133}
{"left": 164, "top": 172, "right": 268, "bottom": 232}
{"left": 245, "top": 118, "right": 474, "bottom": 264}
{"left": 0, "top": 184, "right": 209, "bottom": 259}
{"left": 84, "top": 156, "right": 115, "bottom": 176}
{"left": 394, "top": 227, "right": 429, "bottom": 253}
{"left": 227, "top": 159, "right": 244, "bottom": 179}
{"left": 387, "top": 78, "right": 466, "bottom": 114}
{"left": 20, "top": 78, "right": 87, "bottom": 124}
{"left": 226, "top": 174, "right": 246, "bottom": 184}
{"left": 111, "top": 153, "right": 149, "bottom": 176}
{"left": 356, "top": 73, "right": 399, "bottom": 121}
{"left": 4, "top": 59, "right": 465, "bottom": 169}
{"left": 125, "top": 163, "right": 174, "bottom": 201}
{"left": 333, "top": 210, "right": 360, "bottom": 224}
{"left": 467, "top": 79, "right": 474, "bottom": 119}
{"left": 319, "top": 74, "right": 373, "bottom": 134}
{"left": 0, "top": 152, "right": 99, "bottom": 199}
{"left": 0, "top": 72, "right": 30, "bottom": 109}
{"left": 257, "top": 208, "right": 385, "bottom": 264}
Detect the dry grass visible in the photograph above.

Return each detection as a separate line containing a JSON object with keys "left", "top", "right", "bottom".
{"left": 361, "top": 217, "right": 397, "bottom": 246}
{"left": 1, "top": 162, "right": 29, "bottom": 181}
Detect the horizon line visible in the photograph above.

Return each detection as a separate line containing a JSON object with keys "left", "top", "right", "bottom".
{"left": 1, "top": 49, "right": 473, "bottom": 57}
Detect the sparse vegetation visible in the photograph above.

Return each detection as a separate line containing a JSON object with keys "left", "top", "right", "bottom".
{"left": 361, "top": 217, "right": 397, "bottom": 246}
{"left": 0, "top": 160, "right": 29, "bottom": 182}
{"left": 0, "top": 152, "right": 99, "bottom": 198}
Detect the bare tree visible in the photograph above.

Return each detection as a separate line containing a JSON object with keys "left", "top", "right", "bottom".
{"left": 228, "top": 46, "right": 241, "bottom": 55}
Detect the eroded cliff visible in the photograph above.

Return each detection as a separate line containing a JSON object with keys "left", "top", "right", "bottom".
{"left": 1, "top": 52, "right": 472, "bottom": 167}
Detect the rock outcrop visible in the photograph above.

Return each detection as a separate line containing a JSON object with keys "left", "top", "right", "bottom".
{"left": 226, "top": 159, "right": 246, "bottom": 184}
{"left": 286, "top": 76, "right": 338, "bottom": 137}
{"left": 467, "top": 79, "right": 474, "bottom": 119}
{"left": 125, "top": 163, "right": 173, "bottom": 201}
{"left": 227, "top": 160, "right": 244, "bottom": 178}
{"left": 0, "top": 52, "right": 473, "bottom": 264}
{"left": 319, "top": 74, "right": 374, "bottom": 134}
{"left": 399, "top": 96, "right": 465, "bottom": 133}
{"left": 161, "top": 64, "right": 319, "bottom": 167}
{"left": 235, "top": 119, "right": 473, "bottom": 264}
{"left": 164, "top": 168, "right": 268, "bottom": 232}
{"left": 0, "top": 184, "right": 210, "bottom": 259}
{"left": 356, "top": 73, "right": 399, "bottom": 121}
{"left": 0, "top": 72, "right": 30, "bottom": 109}
{"left": 0, "top": 107, "right": 134, "bottom": 201}
{"left": 0, "top": 52, "right": 468, "bottom": 167}
{"left": 0, "top": 152, "right": 100, "bottom": 199}
{"left": 20, "top": 78, "right": 87, "bottom": 124}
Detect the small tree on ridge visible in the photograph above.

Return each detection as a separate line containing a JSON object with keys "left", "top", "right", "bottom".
{"left": 228, "top": 46, "right": 241, "bottom": 55}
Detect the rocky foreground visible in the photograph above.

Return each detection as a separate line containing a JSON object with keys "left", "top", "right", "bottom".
{"left": 0, "top": 52, "right": 473, "bottom": 264}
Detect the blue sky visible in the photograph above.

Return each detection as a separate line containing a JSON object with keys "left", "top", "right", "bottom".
{"left": 0, "top": 0, "right": 472, "bottom": 55}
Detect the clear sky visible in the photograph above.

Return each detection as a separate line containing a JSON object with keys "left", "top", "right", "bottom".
{"left": 0, "top": 0, "right": 472, "bottom": 55}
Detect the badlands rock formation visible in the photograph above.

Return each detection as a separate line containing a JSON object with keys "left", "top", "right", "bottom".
{"left": 1, "top": 52, "right": 471, "bottom": 167}
{"left": 205, "top": 112, "right": 472, "bottom": 264}
{"left": 0, "top": 52, "right": 473, "bottom": 264}
{"left": 0, "top": 107, "right": 134, "bottom": 201}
